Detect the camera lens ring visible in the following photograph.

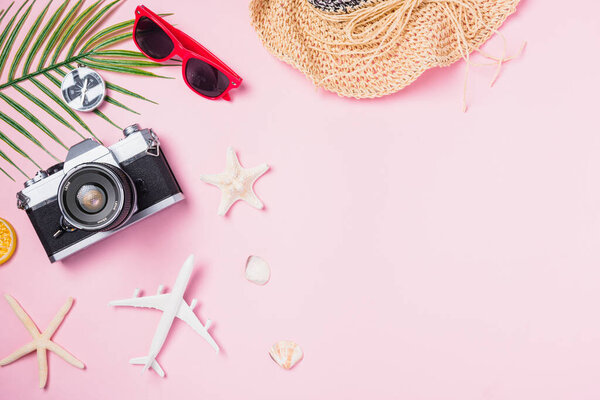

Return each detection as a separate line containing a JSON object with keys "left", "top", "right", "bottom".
{"left": 58, "top": 163, "right": 136, "bottom": 231}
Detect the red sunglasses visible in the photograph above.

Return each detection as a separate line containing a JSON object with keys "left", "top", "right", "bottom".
{"left": 133, "top": 5, "right": 242, "bottom": 101}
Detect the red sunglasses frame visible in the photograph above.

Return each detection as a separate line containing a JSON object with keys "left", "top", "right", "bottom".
{"left": 133, "top": 5, "right": 242, "bottom": 101}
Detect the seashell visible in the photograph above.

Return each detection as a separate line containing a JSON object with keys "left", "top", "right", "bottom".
{"left": 245, "top": 256, "right": 271, "bottom": 285}
{"left": 269, "top": 340, "right": 303, "bottom": 370}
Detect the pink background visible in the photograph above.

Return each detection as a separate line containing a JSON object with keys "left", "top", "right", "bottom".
{"left": 1, "top": 0, "right": 599, "bottom": 398}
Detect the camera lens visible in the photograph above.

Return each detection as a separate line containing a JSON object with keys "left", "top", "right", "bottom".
{"left": 58, "top": 163, "right": 136, "bottom": 231}
{"left": 76, "top": 184, "right": 106, "bottom": 214}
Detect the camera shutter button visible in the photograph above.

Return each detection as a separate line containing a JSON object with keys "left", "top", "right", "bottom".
{"left": 24, "top": 170, "right": 48, "bottom": 187}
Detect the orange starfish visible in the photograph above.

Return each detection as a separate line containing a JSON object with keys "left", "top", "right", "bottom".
{"left": 0, "top": 294, "right": 85, "bottom": 388}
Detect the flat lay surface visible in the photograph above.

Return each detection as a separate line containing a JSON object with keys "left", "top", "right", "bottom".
{"left": 1, "top": 0, "right": 600, "bottom": 399}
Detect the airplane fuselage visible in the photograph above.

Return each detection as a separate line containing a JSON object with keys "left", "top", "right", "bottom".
{"left": 145, "top": 259, "right": 194, "bottom": 362}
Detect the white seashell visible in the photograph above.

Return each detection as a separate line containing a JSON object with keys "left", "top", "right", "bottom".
{"left": 269, "top": 340, "right": 303, "bottom": 370}
{"left": 245, "top": 256, "right": 271, "bottom": 285}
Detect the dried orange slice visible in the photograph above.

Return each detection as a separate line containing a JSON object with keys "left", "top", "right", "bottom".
{"left": 0, "top": 218, "right": 16, "bottom": 265}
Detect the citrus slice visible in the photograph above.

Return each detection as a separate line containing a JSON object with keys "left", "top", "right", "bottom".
{"left": 0, "top": 218, "right": 17, "bottom": 265}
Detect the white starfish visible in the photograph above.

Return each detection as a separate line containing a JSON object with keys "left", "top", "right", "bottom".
{"left": 200, "top": 147, "right": 269, "bottom": 216}
{"left": 0, "top": 294, "right": 85, "bottom": 388}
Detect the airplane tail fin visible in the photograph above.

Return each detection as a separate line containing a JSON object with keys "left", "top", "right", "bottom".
{"left": 129, "top": 356, "right": 165, "bottom": 377}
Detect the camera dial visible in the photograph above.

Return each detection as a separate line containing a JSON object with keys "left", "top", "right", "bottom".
{"left": 24, "top": 170, "right": 48, "bottom": 188}
{"left": 123, "top": 123, "right": 141, "bottom": 137}
{"left": 57, "top": 163, "right": 136, "bottom": 231}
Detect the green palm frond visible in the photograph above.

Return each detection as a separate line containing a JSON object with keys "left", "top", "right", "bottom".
{"left": 0, "top": 0, "right": 177, "bottom": 180}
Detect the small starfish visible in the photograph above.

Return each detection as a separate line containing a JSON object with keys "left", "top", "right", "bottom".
{"left": 0, "top": 294, "right": 84, "bottom": 388}
{"left": 200, "top": 147, "right": 269, "bottom": 216}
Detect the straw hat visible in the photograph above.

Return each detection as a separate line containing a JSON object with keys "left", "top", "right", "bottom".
{"left": 249, "top": 0, "right": 520, "bottom": 100}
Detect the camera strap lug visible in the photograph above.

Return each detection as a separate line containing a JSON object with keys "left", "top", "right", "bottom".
{"left": 145, "top": 129, "right": 160, "bottom": 157}
{"left": 16, "top": 192, "right": 30, "bottom": 210}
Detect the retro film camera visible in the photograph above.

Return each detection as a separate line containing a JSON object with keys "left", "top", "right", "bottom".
{"left": 16, "top": 124, "right": 183, "bottom": 262}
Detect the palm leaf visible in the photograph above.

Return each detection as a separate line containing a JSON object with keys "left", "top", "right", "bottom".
{"left": 0, "top": 166, "right": 15, "bottom": 180}
{"left": 66, "top": 0, "right": 119, "bottom": 58}
{"left": 0, "top": 0, "right": 34, "bottom": 77}
{"left": 103, "top": 96, "right": 139, "bottom": 114}
{"left": 0, "top": 2, "right": 25, "bottom": 53}
{"left": 105, "top": 81, "right": 158, "bottom": 104}
{"left": 93, "top": 108, "right": 120, "bottom": 129}
{"left": 0, "top": 0, "right": 174, "bottom": 180}
{"left": 50, "top": 0, "right": 100, "bottom": 64}
{"left": 13, "top": 83, "right": 84, "bottom": 138}
{"left": 80, "top": 18, "right": 133, "bottom": 52}
{"left": 0, "top": 4, "right": 16, "bottom": 28}
{"left": 0, "top": 129, "right": 41, "bottom": 168}
{"left": 0, "top": 148, "right": 28, "bottom": 178}
{"left": 30, "top": 76, "right": 97, "bottom": 139}
{"left": 0, "top": 110, "right": 58, "bottom": 161}
{"left": 8, "top": 0, "right": 49, "bottom": 80}
{"left": 0, "top": 92, "right": 67, "bottom": 149}
{"left": 92, "top": 31, "right": 131, "bottom": 50}
{"left": 37, "top": 0, "right": 82, "bottom": 70}
{"left": 85, "top": 56, "right": 177, "bottom": 68}
{"left": 79, "top": 58, "right": 173, "bottom": 78}
{"left": 94, "top": 49, "right": 146, "bottom": 58}
{"left": 22, "top": 0, "right": 67, "bottom": 74}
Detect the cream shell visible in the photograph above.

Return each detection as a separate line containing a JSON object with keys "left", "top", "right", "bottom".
{"left": 245, "top": 256, "right": 271, "bottom": 285}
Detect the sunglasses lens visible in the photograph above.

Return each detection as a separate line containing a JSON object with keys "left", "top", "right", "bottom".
{"left": 185, "top": 58, "right": 230, "bottom": 98}
{"left": 135, "top": 16, "right": 174, "bottom": 59}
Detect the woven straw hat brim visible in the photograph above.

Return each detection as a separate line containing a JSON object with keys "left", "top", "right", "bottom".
{"left": 250, "top": 0, "right": 519, "bottom": 98}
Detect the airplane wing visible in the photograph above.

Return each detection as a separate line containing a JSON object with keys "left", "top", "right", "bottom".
{"left": 176, "top": 301, "right": 220, "bottom": 353}
{"left": 109, "top": 294, "right": 171, "bottom": 311}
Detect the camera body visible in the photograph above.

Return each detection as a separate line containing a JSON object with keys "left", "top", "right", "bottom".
{"left": 17, "top": 124, "right": 183, "bottom": 263}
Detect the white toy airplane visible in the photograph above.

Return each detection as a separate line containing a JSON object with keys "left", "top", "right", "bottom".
{"left": 109, "top": 254, "right": 219, "bottom": 377}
